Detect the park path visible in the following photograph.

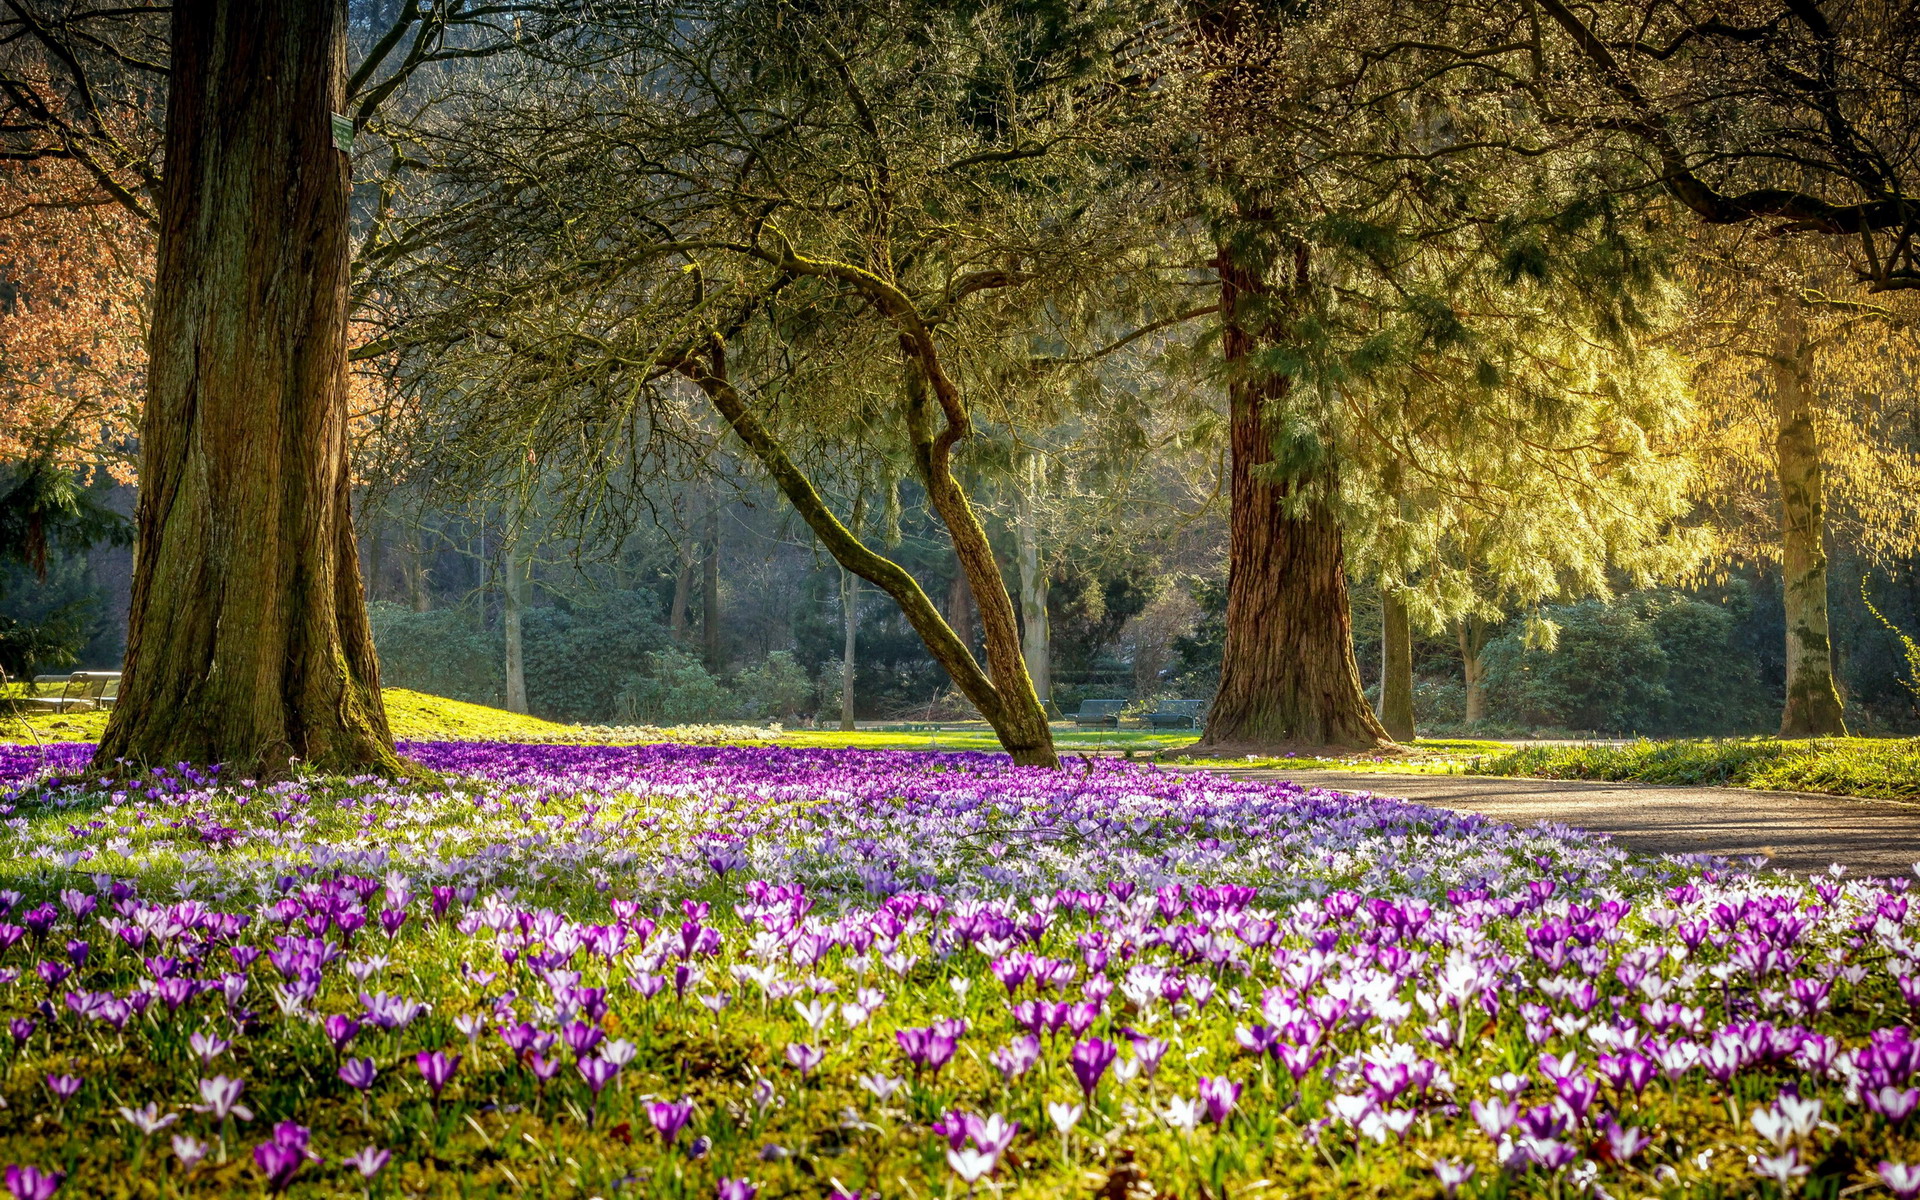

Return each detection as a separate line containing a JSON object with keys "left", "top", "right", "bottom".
{"left": 1203, "top": 767, "right": 1920, "bottom": 878}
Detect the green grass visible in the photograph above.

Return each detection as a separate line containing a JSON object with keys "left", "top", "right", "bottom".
{"left": 775, "top": 724, "right": 1202, "bottom": 754}
{"left": 1466, "top": 735, "right": 1920, "bottom": 801}
{"left": 0, "top": 687, "right": 580, "bottom": 744}
{"left": 1159, "top": 737, "right": 1511, "bottom": 771}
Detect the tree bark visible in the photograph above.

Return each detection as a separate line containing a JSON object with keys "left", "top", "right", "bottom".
{"left": 947, "top": 563, "right": 975, "bottom": 651}
{"left": 502, "top": 536, "right": 529, "bottom": 714}
{"left": 1015, "top": 451, "right": 1052, "bottom": 711}
{"left": 702, "top": 499, "right": 723, "bottom": 672}
{"left": 1377, "top": 586, "right": 1416, "bottom": 741}
{"left": 840, "top": 565, "right": 858, "bottom": 731}
{"left": 98, "top": 0, "right": 399, "bottom": 779}
{"left": 679, "top": 339, "right": 1058, "bottom": 766}
{"left": 669, "top": 539, "right": 694, "bottom": 643}
{"left": 1192, "top": 239, "right": 1393, "bottom": 754}
{"left": 1458, "top": 617, "right": 1489, "bottom": 726}
{"left": 1772, "top": 297, "right": 1849, "bottom": 737}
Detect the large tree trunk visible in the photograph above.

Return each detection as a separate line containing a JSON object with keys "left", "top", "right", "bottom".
{"left": 1377, "top": 586, "right": 1416, "bottom": 741}
{"left": 502, "top": 536, "right": 529, "bottom": 714}
{"left": 1773, "top": 298, "right": 1848, "bottom": 738}
{"left": 1193, "top": 240, "right": 1392, "bottom": 754}
{"left": 98, "top": 0, "right": 399, "bottom": 778}
{"left": 1458, "top": 617, "right": 1489, "bottom": 726}
{"left": 1015, "top": 452, "right": 1052, "bottom": 712}
{"left": 840, "top": 566, "right": 858, "bottom": 731}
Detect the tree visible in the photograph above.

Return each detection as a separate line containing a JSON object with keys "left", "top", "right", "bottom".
{"left": 1683, "top": 237, "right": 1920, "bottom": 736}
{"left": 91, "top": 1, "right": 403, "bottom": 776}
{"left": 370, "top": 0, "right": 1170, "bottom": 766}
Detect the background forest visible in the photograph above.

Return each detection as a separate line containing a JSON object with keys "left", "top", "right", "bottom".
{"left": 4, "top": 0, "right": 1920, "bottom": 743}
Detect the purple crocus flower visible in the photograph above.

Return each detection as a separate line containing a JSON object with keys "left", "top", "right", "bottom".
{"left": 577, "top": 1055, "right": 621, "bottom": 1095}
{"left": 42, "top": 1075, "right": 78, "bottom": 1101}
{"left": 416, "top": 1050, "right": 461, "bottom": 1098}
{"left": 785, "top": 1042, "right": 824, "bottom": 1079}
{"left": 338, "top": 1058, "right": 378, "bottom": 1091}
{"left": 716, "top": 1180, "right": 758, "bottom": 1200}
{"left": 3, "top": 1166, "right": 62, "bottom": 1200}
{"left": 1197, "top": 1076, "right": 1241, "bottom": 1124}
{"left": 251, "top": 1123, "right": 317, "bottom": 1192}
{"left": 343, "top": 1146, "right": 391, "bottom": 1179}
{"left": 648, "top": 1098, "right": 695, "bottom": 1145}
{"left": 323, "top": 1014, "right": 360, "bottom": 1050}
{"left": 1069, "top": 1037, "right": 1118, "bottom": 1096}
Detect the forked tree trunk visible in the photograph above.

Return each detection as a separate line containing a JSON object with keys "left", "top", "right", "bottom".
{"left": 840, "top": 566, "right": 858, "bottom": 731}
{"left": 1458, "top": 617, "right": 1490, "bottom": 726}
{"left": 1377, "top": 587, "right": 1416, "bottom": 741}
{"left": 1772, "top": 298, "right": 1848, "bottom": 737}
{"left": 681, "top": 342, "right": 1057, "bottom": 766}
{"left": 1193, "top": 240, "right": 1392, "bottom": 754}
{"left": 1015, "top": 453, "right": 1051, "bottom": 710}
{"left": 98, "top": 0, "right": 399, "bottom": 779}
{"left": 502, "top": 537, "right": 529, "bottom": 714}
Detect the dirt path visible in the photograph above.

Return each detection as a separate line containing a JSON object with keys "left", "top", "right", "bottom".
{"left": 1208, "top": 768, "right": 1920, "bottom": 877}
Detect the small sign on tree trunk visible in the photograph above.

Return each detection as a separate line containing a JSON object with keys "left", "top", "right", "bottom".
{"left": 331, "top": 112, "right": 354, "bottom": 154}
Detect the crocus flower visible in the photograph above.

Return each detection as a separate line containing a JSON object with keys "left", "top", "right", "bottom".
{"left": 1433, "top": 1159, "right": 1475, "bottom": 1197}
{"left": 339, "top": 1058, "right": 378, "bottom": 1091}
{"left": 343, "top": 1146, "right": 391, "bottom": 1179}
{"left": 1069, "top": 1037, "right": 1117, "bottom": 1096}
{"left": 1048, "top": 1101, "right": 1084, "bottom": 1133}
{"left": 1197, "top": 1076, "right": 1241, "bottom": 1124}
{"left": 117, "top": 1103, "right": 180, "bottom": 1136}
{"left": 785, "top": 1042, "right": 824, "bottom": 1079}
{"left": 649, "top": 1099, "right": 695, "bottom": 1145}
{"left": 578, "top": 1055, "right": 621, "bottom": 1095}
{"left": 1881, "top": 1162, "right": 1920, "bottom": 1200}
{"left": 416, "top": 1050, "right": 461, "bottom": 1098}
{"left": 717, "top": 1180, "right": 758, "bottom": 1200}
{"left": 2, "top": 1166, "right": 60, "bottom": 1200}
{"left": 170, "top": 1136, "right": 209, "bottom": 1170}
{"left": 946, "top": 1147, "right": 998, "bottom": 1185}
{"left": 252, "top": 1123, "right": 317, "bottom": 1192}
{"left": 193, "top": 1076, "right": 252, "bottom": 1121}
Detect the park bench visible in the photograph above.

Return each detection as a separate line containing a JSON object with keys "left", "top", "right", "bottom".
{"left": 18, "top": 671, "right": 121, "bottom": 713}
{"left": 1072, "top": 698, "right": 1127, "bottom": 727}
{"left": 1145, "top": 698, "right": 1206, "bottom": 729}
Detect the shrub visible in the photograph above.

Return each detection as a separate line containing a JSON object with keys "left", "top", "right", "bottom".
{"left": 731, "top": 650, "right": 813, "bottom": 721}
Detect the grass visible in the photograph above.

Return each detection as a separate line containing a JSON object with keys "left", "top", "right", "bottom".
{"left": 1465, "top": 735, "right": 1920, "bottom": 802}
{"left": 0, "top": 687, "right": 579, "bottom": 745}
{"left": 775, "top": 725, "right": 1202, "bottom": 754}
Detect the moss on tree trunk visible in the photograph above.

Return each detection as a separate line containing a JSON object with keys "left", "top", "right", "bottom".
{"left": 1772, "top": 297, "right": 1848, "bottom": 738}
{"left": 98, "top": 0, "right": 400, "bottom": 780}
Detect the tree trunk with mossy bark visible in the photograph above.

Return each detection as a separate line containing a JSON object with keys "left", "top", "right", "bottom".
{"left": 1192, "top": 239, "right": 1393, "bottom": 755}
{"left": 503, "top": 537, "right": 529, "bottom": 715}
{"left": 1772, "top": 298, "right": 1849, "bottom": 738}
{"left": 1377, "top": 587, "right": 1416, "bottom": 741}
{"left": 98, "top": 0, "right": 400, "bottom": 780}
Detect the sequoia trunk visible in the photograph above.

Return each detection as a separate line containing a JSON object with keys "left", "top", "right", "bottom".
{"left": 1194, "top": 242, "right": 1392, "bottom": 753}
{"left": 1377, "top": 587, "right": 1416, "bottom": 741}
{"left": 98, "top": 0, "right": 399, "bottom": 778}
{"left": 1773, "top": 298, "right": 1849, "bottom": 737}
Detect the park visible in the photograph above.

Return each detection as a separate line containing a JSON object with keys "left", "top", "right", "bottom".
{"left": 2, "top": 0, "right": 1920, "bottom": 1196}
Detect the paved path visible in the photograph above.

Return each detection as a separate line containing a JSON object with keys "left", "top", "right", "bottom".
{"left": 1208, "top": 768, "right": 1920, "bottom": 877}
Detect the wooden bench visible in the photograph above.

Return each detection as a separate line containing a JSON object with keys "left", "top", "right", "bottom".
{"left": 1146, "top": 699, "right": 1206, "bottom": 729}
{"left": 1072, "top": 699, "right": 1127, "bottom": 727}
{"left": 18, "top": 671, "right": 121, "bottom": 713}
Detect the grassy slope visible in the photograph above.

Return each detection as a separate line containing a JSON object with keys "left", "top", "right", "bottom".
{"left": 0, "top": 687, "right": 577, "bottom": 744}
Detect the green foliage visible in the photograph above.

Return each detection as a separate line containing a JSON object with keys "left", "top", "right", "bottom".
{"left": 1472, "top": 737, "right": 1920, "bottom": 802}
{"left": 368, "top": 602, "right": 503, "bottom": 708}
{"left": 1477, "top": 593, "right": 1768, "bottom": 735}
{"left": 730, "top": 650, "right": 812, "bottom": 721}
{"left": 616, "top": 647, "right": 732, "bottom": 724}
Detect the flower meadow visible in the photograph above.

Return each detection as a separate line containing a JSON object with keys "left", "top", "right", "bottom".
{"left": 0, "top": 743, "right": 1913, "bottom": 1197}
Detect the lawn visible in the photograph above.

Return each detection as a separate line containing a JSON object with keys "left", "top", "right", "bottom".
{"left": 0, "top": 740, "right": 1912, "bottom": 1197}
{"left": 1465, "top": 737, "right": 1920, "bottom": 803}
